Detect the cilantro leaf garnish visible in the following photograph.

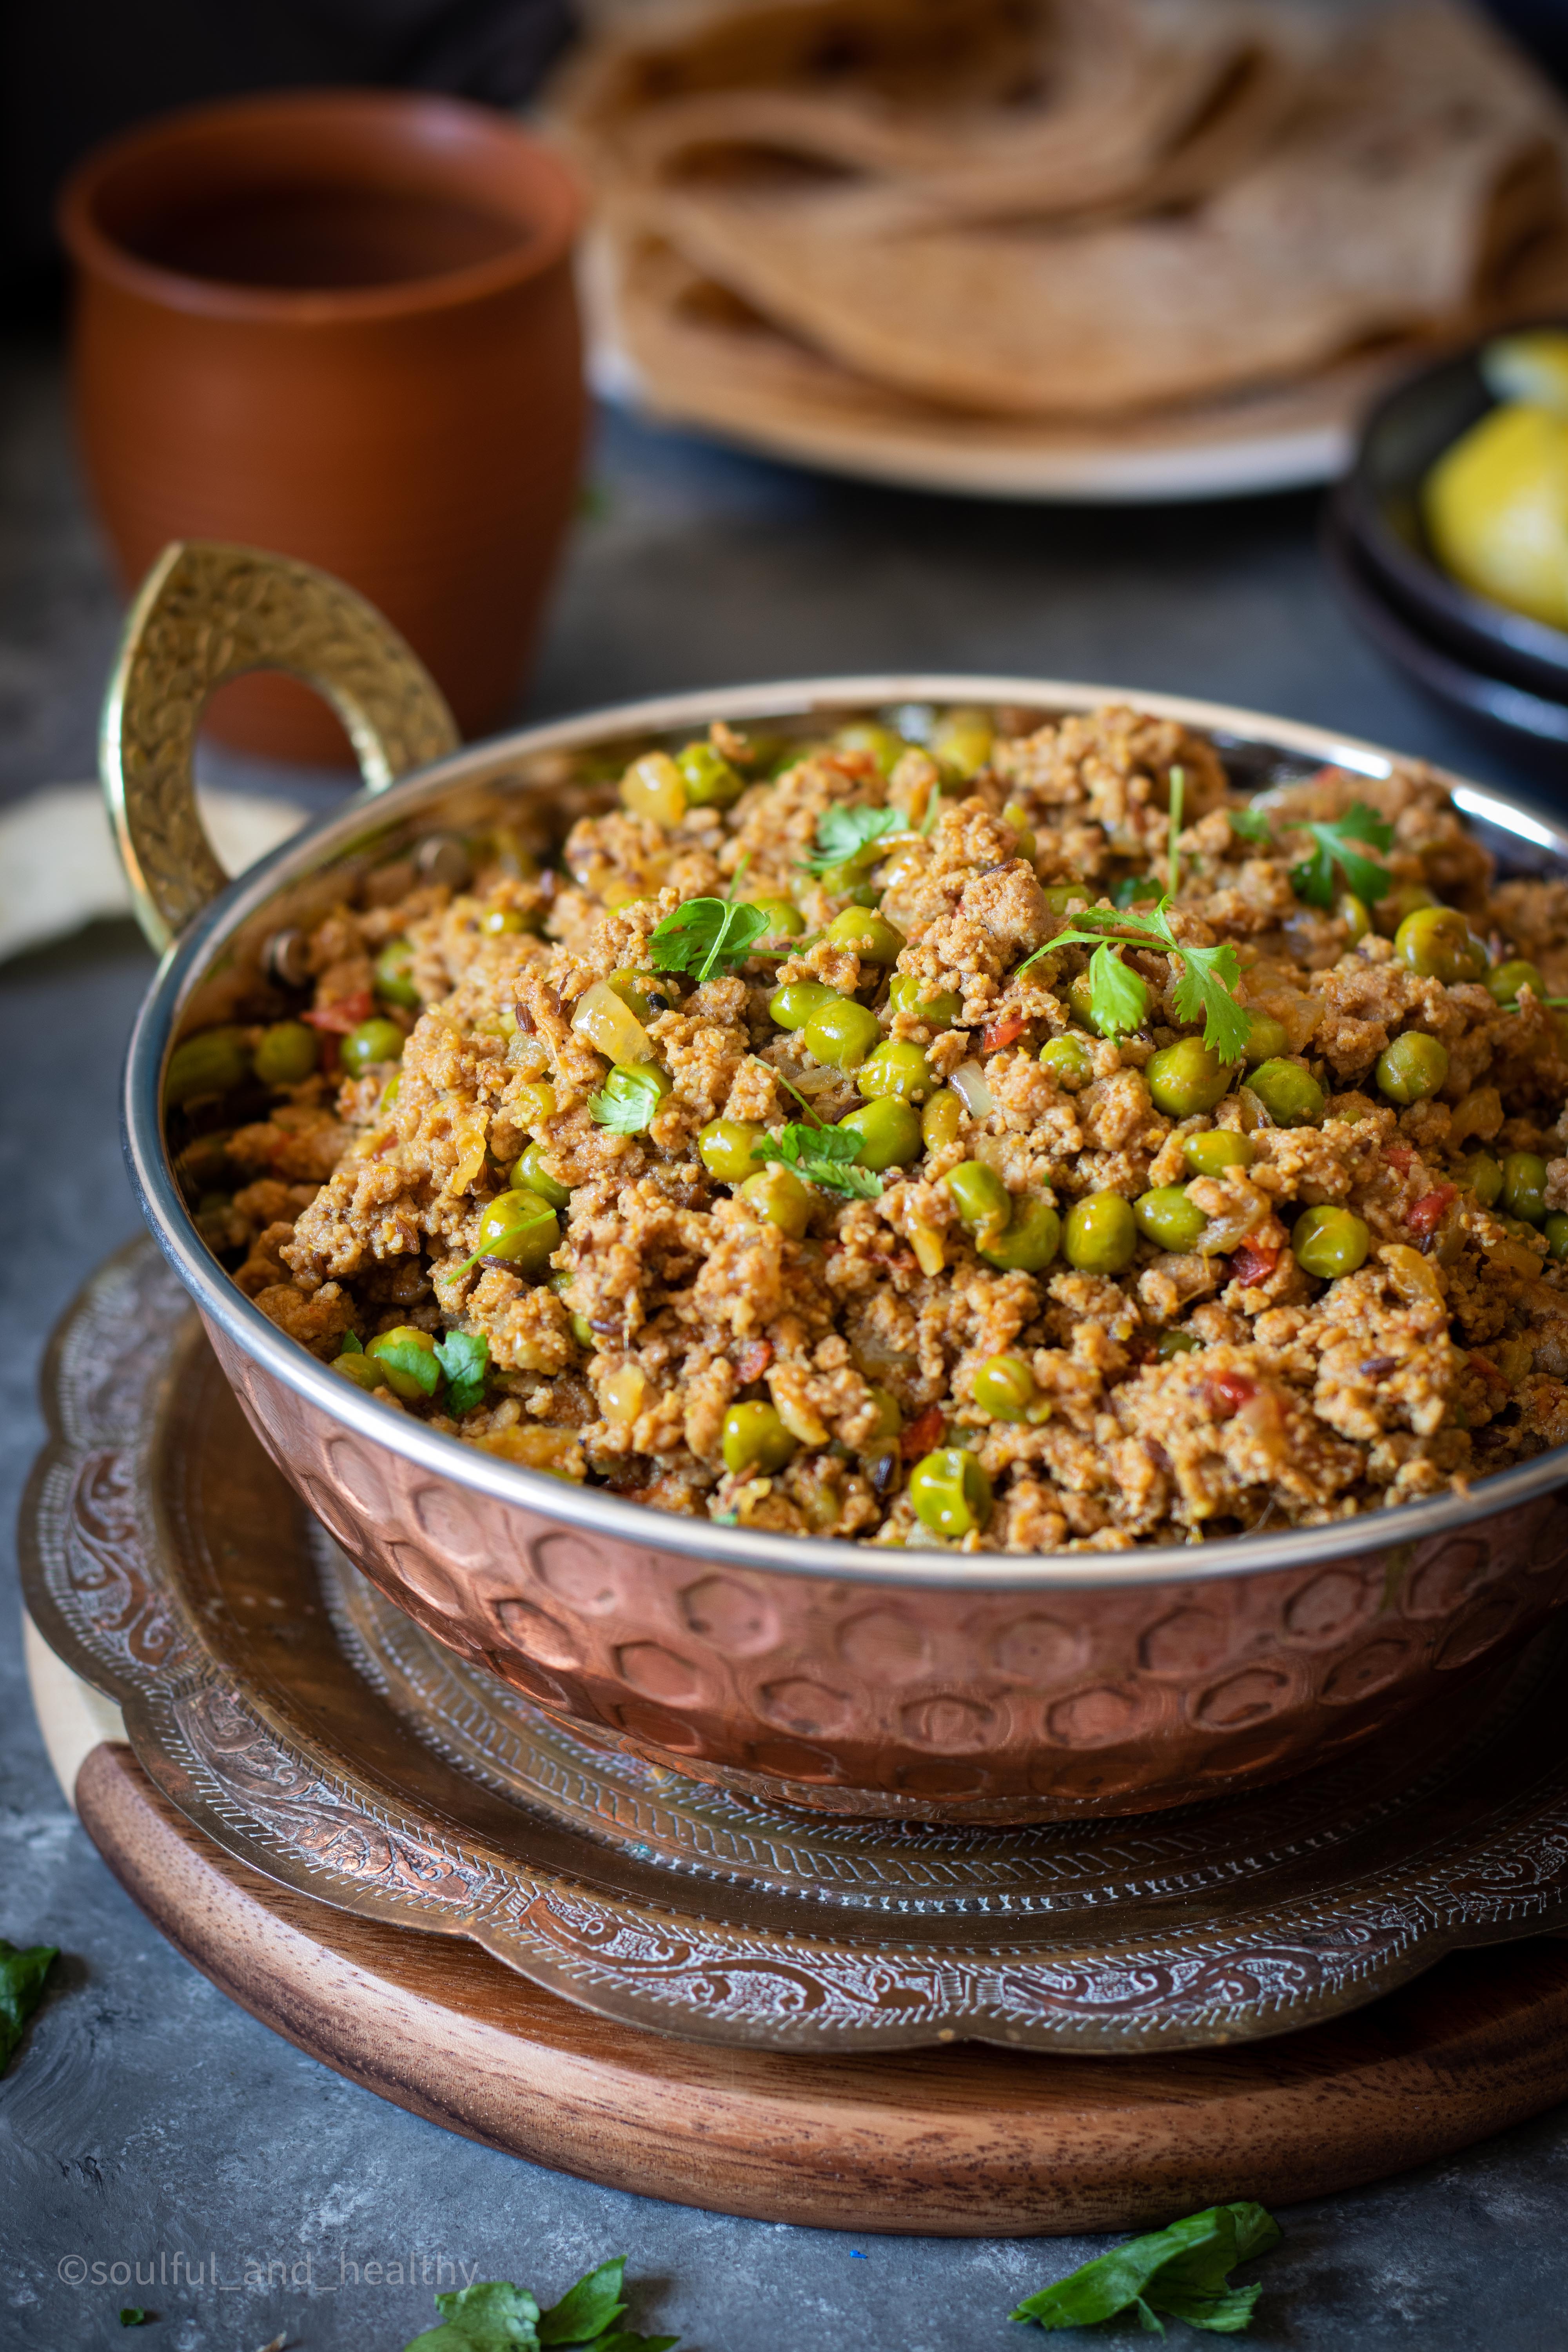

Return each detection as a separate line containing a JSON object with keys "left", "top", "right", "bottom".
{"left": 1228, "top": 805, "right": 1275, "bottom": 844}
{"left": 1016, "top": 901, "right": 1252, "bottom": 1062}
{"left": 1288, "top": 802, "right": 1394, "bottom": 909}
{"left": 405, "top": 2256, "right": 678, "bottom": 2352}
{"left": 589, "top": 1066, "right": 669, "bottom": 1134}
{"left": 370, "top": 1332, "right": 443, "bottom": 1397}
{"left": 1085, "top": 943, "right": 1149, "bottom": 1040}
{"left": 434, "top": 1329, "right": 490, "bottom": 1415}
{"left": 0, "top": 1938, "right": 57, "bottom": 2073}
{"left": 1011, "top": 2200, "right": 1281, "bottom": 2337}
{"left": 753, "top": 1122, "right": 883, "bottom": 1199}
{"left": 648, "top": 897, "right": 773, "bottom": 982}
{"left": 802, "top": 804, "right": 909, "bottom": 875}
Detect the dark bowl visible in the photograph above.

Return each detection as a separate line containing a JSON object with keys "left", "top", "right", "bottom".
{"left": 1339, "top": 335, "right": 1568, "bottom": 704}
{"left": 1324, "top": 496, "right": 1568, "bottom": 787}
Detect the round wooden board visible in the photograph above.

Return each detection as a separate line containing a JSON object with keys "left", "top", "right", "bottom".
{"left": 74, "top": 1739, "right": 1568, "bottom": 2236}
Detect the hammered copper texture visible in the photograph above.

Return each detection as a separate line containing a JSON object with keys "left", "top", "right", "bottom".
{"left": 25, "top": 1241, "right": 1568, "bottom": 2056}
{"left": 205, "top": 1310, "right": 1568, "bottom": 1825}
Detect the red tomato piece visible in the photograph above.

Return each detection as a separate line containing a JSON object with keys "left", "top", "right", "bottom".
{"left": 981, "top": 1011, "right": 1027, "bottom": 1054}
{"left": 1207, "top": 1369, "right": 1257, "bottom": 1417}
{"left": 1406, "top": 1184, "right": 1457, "bottom": 1237}
{"left": 303, "top": 989, "right": 374, "bottom": 1033}
{"left": 734, "top": 1339, "right": 773, "bottom": 1384}
{"left": 1230, "top": 1241, "right": 1280, "bottom": 1287}
{"left": 900, "top": 1404, "right": 946, "bottom": 1461}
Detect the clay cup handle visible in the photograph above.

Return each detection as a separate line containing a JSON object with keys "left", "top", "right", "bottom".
{"left": 102, "top": 540, "right": 461, "bottom": 949}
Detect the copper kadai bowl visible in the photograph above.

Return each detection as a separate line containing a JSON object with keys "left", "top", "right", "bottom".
{"left": 113, "top": 541, "right": 1568, "bottom": 1824}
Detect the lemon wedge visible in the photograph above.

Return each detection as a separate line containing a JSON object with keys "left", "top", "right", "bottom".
{"left": 1422, "top": 400, "right": 1568, "bottom": 632}
{"left": 1481, "top": 330, "right": 1568, "bottom": 416}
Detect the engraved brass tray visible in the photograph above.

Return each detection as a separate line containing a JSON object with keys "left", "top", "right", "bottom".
{"left": 23, "top": 1239, "right": 1568, "bottom": 2055}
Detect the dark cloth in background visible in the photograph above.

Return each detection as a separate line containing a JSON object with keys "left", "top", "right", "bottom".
{"left": 0, "top": 0, "right": 578, "bottom": 304}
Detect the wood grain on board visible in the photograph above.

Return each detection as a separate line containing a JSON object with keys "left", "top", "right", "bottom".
{"left": 76, "top": 1741, "right": 1568, "bottom": 2236}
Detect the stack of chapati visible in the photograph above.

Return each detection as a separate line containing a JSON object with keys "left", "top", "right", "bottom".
{"left": 556, "top": 0, "right": 1568, "bottom": 488}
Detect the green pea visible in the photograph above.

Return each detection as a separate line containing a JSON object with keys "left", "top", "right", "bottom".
{"left": 930, "top": 706, "right": 994, "bottom": 780}
{"left": 254, "top": 1019, "right": 318, "bottom": 1087}
{"left": 341, "top": 1016, "right": 407, "bottom": 1077}
{"left": 943, "top": 1160, "right": 1011, "bottom": 1241}
{"left": 165, "top": 1025, "right": 251, "bottom": 1106}
{"left": 1503, "top": 1151, "right": 1550, "bottom": 1225}
{"left": 1337, "top": 892, "right": 1372, "bottom": 942}
{"left": 922, "top": 1089, "right": 965, "bottom": 1152}
{"left": 815, "top": 865, "right": 879, "bottom": 904}
{"left": 857, "top": 1040, "right": 934, "bottom": 1103}
{"left": 1063, "top": 1192, "right": 1138, "bottom": 1273}
{"left": 739, "top": 1163, "right": 812, "bottom": 1236}
{"left": 1241, "top": 1014, "right": 1291, "bottom": 1065}
{"left": 972, "top": 1353, "right": 1046, "bottom": 1422}
{"left": 802, "top": 997, "right": 882, "bottom": 1068}
{"left": 1038, "top": 1035, "right": 1094, "bottom": 1089}
{"left": 479, "top": 905, "right": 528, "bottom": 936}
{"left": 1394, "top": 906, "right": 1487, "bottom": 985}
{"left": 1156, "top": 1328, "right": 1202, "bottom": 1358}
{"left": 1544, "top": 1212, "right": 1568, "bottom": 1263}
{"left": 512, "top": 1079, "right": 556, "bottom": 1133}
{"left": 1487, "top": 958, "right": 1546, "bottom": 1005}
{"left": 1374, "top": 881, "right": 1437, "bottom": 936}
{"left": 474, "top": 1188, "right": 560, "bottom": 1276}
{"left": 977, "top": 1197, "right": 1062, "bottom": 1273}
{"left": 1291, "top": 1205, "right": 1371, "bottom": 1279}
{"left": 606, "top": 968, "right": 669, "bottom": 1024}
{"left": 746, "top": 895, "right": 805, "bottom": 938}
{"left": 1374, "top": 1032, "right": 1449, "bottom": 1105}
{"left": 374, "top": 938, "right": 421, "bottom": 1009}
{"left": 837, "top": 1098, "right": 922, "bottom": 1169}
{"left": 864, "top": 1386, "right": 903, "bottom": 1444}
{"left": 833, "top": 721, "right": 912, "bottom": 777}
{"left": 824, "top": 907, "right": 906, "bottom": 962}
{"left": 770, "top": 979, "right": 838, "bottom": 1031}
{"left": 510, "top": 1141, "right": 570, "bottom": 1210}
{"left": 1459, "top": 1152, "right": 1504, "bottom": 1207}
{"left": 333, "top": 1348, "right": 386, "bottom": 1393}
{"left": 888, "top": 974, "right": 962, "bottom": 1028}
{"left": 1040, "top": 883, "right": 1091, "bottom": 915}
{"left": 1000, "top": 803, "right": 1035, "bottom": 861}
{"left": 908, "top": 1446, "right": 993, "bottom": 1539}
{"left": 1246, "top": 1058, "right": 1325, "bottom": 1126}
{"left": 1134, "top": 1185, "right": 1208, "bottom": 1252}
{"left": 1146, "top": 1037, "right": 1236, "bottom": 1118}
{"left": 1068, "top": 965, "right": 1150, "bottom": 1037}
{"left": 677, "top": 740, "right": 744, "bottom": 808}
{"left": 699, "top": 1118, "right": 763, "bottom": 1183}
{"left": 1183, "top": 1131, "right": 1255, "bottom": 1178}
{"left": 366, "top": 1324, "right": 441, "bottom": 1402}
{"left": 721, "top": 1401, "right": 797, "bottom": 1475}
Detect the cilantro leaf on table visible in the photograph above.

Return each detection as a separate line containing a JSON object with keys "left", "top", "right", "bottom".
{"left": 118, "top": 2310, "right": 151, "bottom": 2327}
{"left": 802, "top": 804, "right": 909, "bottom": 875}
{"left": 434, "top": 1329, "right": 490, "bottom": 1416}
{"left": 589, "top": 1065, "right": 670, "bottom": 1135}
{"left": 1011, "top": 2201, "right": 1281, "bottom": 2337}
{"left": 1288, "top": 803, "right": 1394, "bottom": 909}
{"left": 1015, "top": 902, "right": 1252, "bottom": 1062}
{"left": 648, "top": 897, "right": 774, "bottom": 982}
{"left": 539, "top": 2258, "right": 628, "bottom": 2345}
{"left": 406, "top": 2280, "right": 541, "bottom": 2350}
{"left": 405, "top": 2259, "right": 679, "bottom": 2352}
{"left": 0, "top": 1938, "right": 57, "bottom": 2072}
{"left": 753, "top": 1122, "right": 883, "bottom": 1200}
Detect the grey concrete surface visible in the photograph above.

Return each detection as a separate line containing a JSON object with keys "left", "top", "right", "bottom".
{"left": 4, "top": 331, "right": 1568, "bottom": 2352}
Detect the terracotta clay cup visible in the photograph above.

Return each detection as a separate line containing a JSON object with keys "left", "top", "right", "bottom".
{"left": 59, "top": 89, "right": 585, "bottom": 764}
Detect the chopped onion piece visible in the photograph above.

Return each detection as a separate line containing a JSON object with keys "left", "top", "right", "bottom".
{"left": 572, "top": 978, "right": 652, "bottom": 1066}
{"left": 949, "top": 1060, "right": 994, "bottom": 1119}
